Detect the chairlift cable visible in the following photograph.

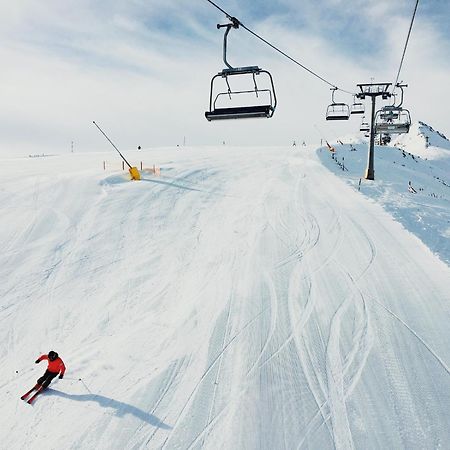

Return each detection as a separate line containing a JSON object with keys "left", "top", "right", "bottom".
{"left": 392, "top": 0, "right": 420, "bottom": 92}
{"left": 204, "top": 0, "right": 356, "bottom": 96}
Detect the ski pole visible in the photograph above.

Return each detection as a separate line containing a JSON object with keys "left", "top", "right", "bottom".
{"left": 60, "top": 376, "right": 92, "bottom": 394}
{"left": 75, "top": 377, "right": 93, "bottom": 394}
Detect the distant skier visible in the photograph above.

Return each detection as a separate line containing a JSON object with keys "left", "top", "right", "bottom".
{"left": 408, "top": 181, "right": 417, "bottom": 194}
{"left": 21, "top": 351, "right": 66, "bottom": 403}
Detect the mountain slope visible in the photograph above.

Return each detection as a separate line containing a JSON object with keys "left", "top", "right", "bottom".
{"left": 318, "top": 123, "right": 450, "bottom": 265}
{"left": 1, "top": 147, "right": 449, "bottom": 449}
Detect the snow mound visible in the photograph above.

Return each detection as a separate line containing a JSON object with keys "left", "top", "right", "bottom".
{"left": 393, "top": 121, "right": 450, "bottom": 159}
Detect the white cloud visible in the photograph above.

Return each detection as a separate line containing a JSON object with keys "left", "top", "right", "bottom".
{"left": 0, "top": 1, "right": 449, "bottom": 155}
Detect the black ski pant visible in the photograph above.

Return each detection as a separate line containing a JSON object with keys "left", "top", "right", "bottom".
{"left": 37, "top": 370, "right": 58, "bottom": 388}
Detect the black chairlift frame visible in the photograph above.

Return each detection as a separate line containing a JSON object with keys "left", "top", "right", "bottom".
{"left": 350, "top": 95, "right": 365, "bottom": 115}
{"left": 326, "top": 88, "right": 350, "bottom": 121}
{"left": 205, "top": 19, "right": 277, "bottom": 121}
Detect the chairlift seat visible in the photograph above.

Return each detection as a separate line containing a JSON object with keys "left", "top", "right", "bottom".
{"left": 360, "top": 124, "right": 370, "bottom": 132}
{"left": 350, "top": 103, "right": 365, "bottom": 115}
{"left": 376, "top": 123, "right": 410, "bottom": 134}
{"left": 327, "top": 114, "right": 350, "bottom": 121}
{"left": 205, "top": 105, "right": 273, "bottom": 121}
{"left": 326, "top": 102, "right": 350, "bottom": 121}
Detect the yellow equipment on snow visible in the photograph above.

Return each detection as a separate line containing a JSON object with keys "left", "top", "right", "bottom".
{"left": 129, "top": 167, "right": 141, "bottom": 181}
{"left": 93, "top": 121, "right": 141, "bottom": 182}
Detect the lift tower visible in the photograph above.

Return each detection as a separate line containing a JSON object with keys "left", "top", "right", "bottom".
{"left": 356, "top": 83, "right": 391, "bottom": 180}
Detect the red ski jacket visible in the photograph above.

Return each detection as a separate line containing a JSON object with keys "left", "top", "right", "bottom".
{"left": 37, "top": 354, "right": 66, "bottom": 375}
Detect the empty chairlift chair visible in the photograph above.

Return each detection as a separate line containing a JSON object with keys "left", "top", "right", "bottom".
{"left": 326, "top": 88, "right": 350, "bottom": 121}
{"left": 205, "top": 19, "right": 277, "bottom": 121}
{"left": 205, "top": 67, "right": 277, "bottom": 120}
{"left": 360, "top": 117, "right": 370, "bottom": 133}
{"left": 350, "top": 96, "right": 365, "bottom": 115}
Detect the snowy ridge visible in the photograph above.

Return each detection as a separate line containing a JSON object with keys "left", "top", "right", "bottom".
{"left": 393, "top": 121, "right": 450, "bottom": 159}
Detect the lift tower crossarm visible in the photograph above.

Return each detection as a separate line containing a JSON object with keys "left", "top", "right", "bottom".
{"left": 356, "top": 83, "right": 392, "bottom": 180}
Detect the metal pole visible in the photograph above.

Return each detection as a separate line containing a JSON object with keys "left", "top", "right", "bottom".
{"left": 365, "top": 95, "right": 377, "bottom": 180}
{"left": 92, "top": 121, "right": 132, "bottom": 169}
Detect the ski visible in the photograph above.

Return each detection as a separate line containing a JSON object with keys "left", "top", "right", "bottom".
{"left": 21, "top": 384, "right": 40, "bottom": 401}
{"left": 27, "top": 386, "right": 44, "bottom": 404}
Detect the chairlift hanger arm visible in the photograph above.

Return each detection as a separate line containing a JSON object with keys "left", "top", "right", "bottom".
{"left": 216, "top": 19, "right": 241, "bottom": 69}
{"left": 395, "top": 83, "right": 408, "bottom": 107}
{"left": 330, "top": 87, "right": 338, "bottom": 103}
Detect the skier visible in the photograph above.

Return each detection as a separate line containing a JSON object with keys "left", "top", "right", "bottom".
{"left": 21, "top": 351, "right": 66, "bottom": 403}
{"left": 35, "top": 351, "right": 66, "bottom": 387}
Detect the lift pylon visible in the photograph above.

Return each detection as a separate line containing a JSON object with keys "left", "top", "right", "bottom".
{"left": 356, "top": 83, "right": 391, "bottom": 180}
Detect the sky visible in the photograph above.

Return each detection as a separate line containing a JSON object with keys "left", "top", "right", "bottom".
{"left": 0, "top": 0, "right": 449, "bottom": 155}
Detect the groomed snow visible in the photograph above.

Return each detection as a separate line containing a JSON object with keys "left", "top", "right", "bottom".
{"left": 1, "top": 144, "right": 449, "bottom": 449}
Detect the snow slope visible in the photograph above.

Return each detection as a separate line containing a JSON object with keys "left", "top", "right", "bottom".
{"left": 394, "top": 121, "right": 450, "bottom": 159}
{"left": 318, "top": 122, "right": 450, "bottom": 266}
{"left": 1, "top": 145, "right": 449, "bottom": 449}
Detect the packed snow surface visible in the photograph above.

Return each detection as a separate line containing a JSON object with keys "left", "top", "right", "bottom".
{"left": 1, "top": 144, "right": 449, "bottom": 449}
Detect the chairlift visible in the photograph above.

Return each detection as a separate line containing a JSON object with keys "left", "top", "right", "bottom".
{"left": 360, "top": 117, "right": 370, "bottom": 133}
{"left": 374, "top": 108, "right": 411, "bottom": 135}
{"left": 205, "top": 19, "right": 277, "bottom": 121}
{"left": 350, "top": 96, "right": 365, "bottom": 115}
{"left": 375, "top": 83, "right": 412, "bottom": 134}
{"left": 326, "top": 88, "right": 350, "bottom": 120}
{"left": 375, "top": 84, "right": 411, "bottom": 134}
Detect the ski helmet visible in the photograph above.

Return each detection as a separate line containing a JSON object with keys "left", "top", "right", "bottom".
{"left": 48, "top": 351, "right": 58, "bottom": 361}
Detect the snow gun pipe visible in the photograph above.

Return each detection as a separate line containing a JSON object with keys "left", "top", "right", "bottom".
{"left": 93, "top": 121, "right": 132, "bottom": 169}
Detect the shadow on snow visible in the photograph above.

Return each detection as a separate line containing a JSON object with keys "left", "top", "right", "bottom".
{"left": 46, "top": 388, "right": 172, "bottom": 429}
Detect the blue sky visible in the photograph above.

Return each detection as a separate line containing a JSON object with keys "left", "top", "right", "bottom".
{"left": 0, "top": 0, "right": 449, "bottom": 153}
